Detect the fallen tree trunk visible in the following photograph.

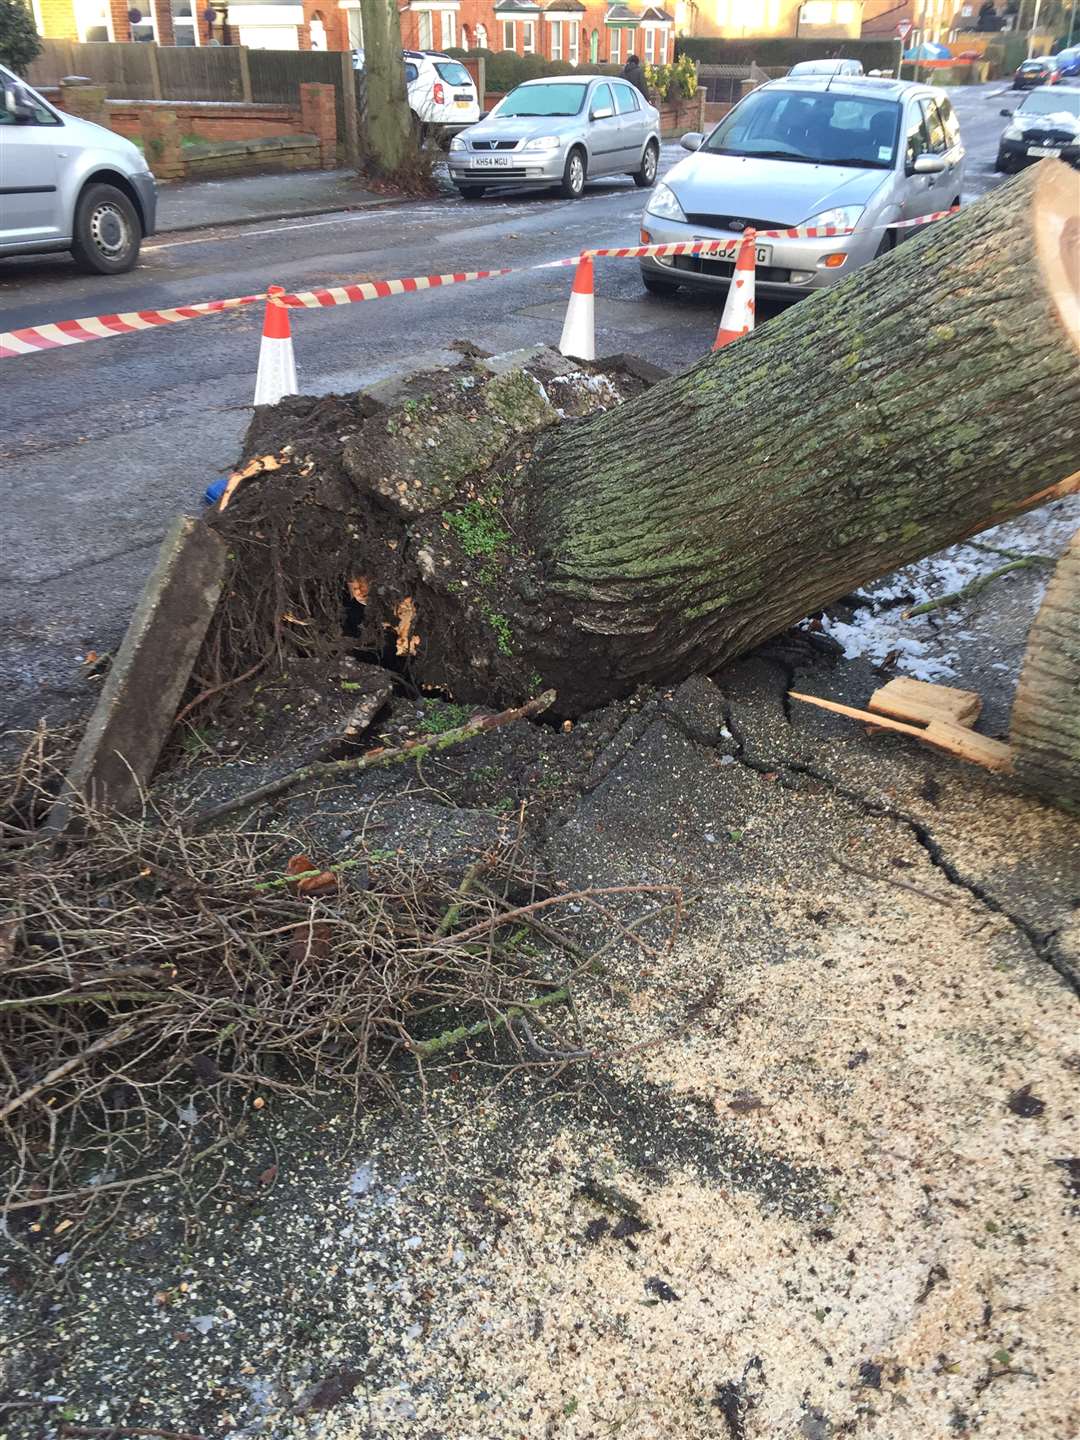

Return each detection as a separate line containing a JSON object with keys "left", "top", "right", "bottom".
{"left": 206, "top": 162, "right": 1079, "bottom": 719}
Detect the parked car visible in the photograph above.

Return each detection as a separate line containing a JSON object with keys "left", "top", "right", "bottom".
{"left": 789, "top": 58, "right": 864, "bottom": 77}
{"left": 0, "top": 64, "right": 156, "bottom": 274}
{"left": 448, "top": 76, "right": 661, "bottom": 200}
{"left": 353, "top": 49, "right": 479, "bottom": 139}
{"left": 1054, "top": 45, "right": 1080, "bottom": 77}
{"left": 640, "top": 75, "right": 964, "bottom": 300}
{"left": 1013, "top": 55, "right": 1060, "bottom": 88}
{"left": 997, "top": 85, "right": 1080, "bottom": 171}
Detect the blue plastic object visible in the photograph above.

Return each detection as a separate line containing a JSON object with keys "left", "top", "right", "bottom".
{"left": 203, "top": 476, "right": 229, "bottom": 506}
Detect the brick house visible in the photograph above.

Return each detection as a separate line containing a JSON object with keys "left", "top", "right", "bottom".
{"left": 308, "top": 0, "right": 674, "bottom": 66}
{"left": 30, "top": 0, "right": 674, "bottom": 63}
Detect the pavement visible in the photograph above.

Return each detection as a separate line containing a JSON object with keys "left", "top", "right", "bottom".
{"left": 0, "top": 84, "right": 1031, "bottom": 739}
{"left": 157, "top": 169, "right": 392, "bottom": 233}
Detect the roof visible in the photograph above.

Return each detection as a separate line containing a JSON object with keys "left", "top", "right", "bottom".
{"left": 638, "top": 5, "right": 674, "bottom": 19}
{"left": 605, "top": 4, "right": 640, "bottom": 23}
{"left": 545, "top": 0, "right": 586, "bottom": 9}
{"left": 763, "top": 75, "right": 924, "bottom": 98}
{"left": 492, "top": 0, "right": 542, "bottom": 10}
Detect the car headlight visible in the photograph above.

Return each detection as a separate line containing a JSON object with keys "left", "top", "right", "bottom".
{"left": 523, "top": 135, "right": 561, "bottom": 151}
{"left": 803, "top": 205, "right": 864, "bottom": 231}
{"left": 646, "top": 183, "right": 687, "bottom": 223}
{"left": 1003, "top": 124, "right": 1023, "bottom": 141}
{"left": 450, "top": 136, "right": 467, "bottom": 152}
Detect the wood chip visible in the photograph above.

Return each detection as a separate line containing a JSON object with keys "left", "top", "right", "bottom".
{"left": 868, "top": 677, "right": 982, "bottom": 729}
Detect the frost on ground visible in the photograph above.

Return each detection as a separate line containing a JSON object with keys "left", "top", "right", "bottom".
{"left": 816, "top": 497, "right": 1080, "bottom": 683}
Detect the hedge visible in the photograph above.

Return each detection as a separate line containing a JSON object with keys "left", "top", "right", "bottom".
{"left": 675, "top": 37, "right": 899, "bottom": 71}
{"left": 445, "top": 47, "right": 622, "bottom": 93}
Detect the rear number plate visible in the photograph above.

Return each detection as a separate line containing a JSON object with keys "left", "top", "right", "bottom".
{"left": 1028, "top": 145, "right": 1060, "bottom": 156}
{"left": 472, "top": 155, "right": 512, "bottom": 167}
{"left": 455, "top": 99, "right": 471, "bottom": 109}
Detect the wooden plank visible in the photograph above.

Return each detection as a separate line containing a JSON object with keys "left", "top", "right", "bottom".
{"left": 868, "top": 677, "right": 982, "bottom": 729}
{"left": 789, "top": 691, "right": 927, "bottom": 738}
{"left": 788, "top": 692, "right": 1012, "bottom": 774}
{"left": 921, "top": 720, "right": 1013, "bottom": 773}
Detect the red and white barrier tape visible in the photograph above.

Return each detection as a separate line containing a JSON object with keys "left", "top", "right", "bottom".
{"left": 0, "top": 207, "right": 959, "bottom": 361}
{"left": 280, "top": 266, "right": 512, "bottom": 310}
{"left": 0, "top": 294, "right": 262, "bottom": 359}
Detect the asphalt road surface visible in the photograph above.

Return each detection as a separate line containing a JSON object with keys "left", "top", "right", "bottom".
{"left": 0, "top": 86, "right": 1017, "bottom": 735}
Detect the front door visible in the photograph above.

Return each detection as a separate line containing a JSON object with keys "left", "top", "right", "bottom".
{"left": 0, "top": 85, "right": 64, "bottom": 249}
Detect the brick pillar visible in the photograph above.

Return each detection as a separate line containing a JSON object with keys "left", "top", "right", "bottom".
{"left": 298, "top": 22, "right": 310, "bottom": 48}
{"left": 60, "top": 80, "right": 110, "bottom": 128}
{"left": 109, "top": 0, "right": 132, "bottom": 40}
{"left": 151, "top": 0, "right": 176, "bottom": 45}
{"left": 299, "top": 81, "right": 337, "bottom": 168}
{"left": 140, "top": 108, "right": 185, "bottom": 179}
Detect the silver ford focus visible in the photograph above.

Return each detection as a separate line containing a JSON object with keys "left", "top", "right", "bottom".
{"left": 448, "top": 76, "right": 661, "bottom": 201}
{"left": 640, "top": 75, "right": 965, "bottom": 299}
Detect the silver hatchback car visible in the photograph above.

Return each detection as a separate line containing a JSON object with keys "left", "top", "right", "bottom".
{"left": 640, "top": 76, "right": 964, "bottom": 299}
{"left": 1, "top": 63, "right": 156, "bottom": 274}
{"left": 448, "top": 76, "right": 661, "bottom": 200}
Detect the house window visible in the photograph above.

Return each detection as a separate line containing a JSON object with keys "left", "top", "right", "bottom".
{"left": 502, "top": 19, "right": 514, "bottom": 48}
{"left": 309, "top": 11, "right": 327, "bottom": 48}
{"left": 568, "top": 22, "right": 578, "bottom": 64}
{"left": 589, "top": 28, "right": 598, "bottom": 62}
{"left": 347, "top": 7, "right": 363, "bottom": 47}
{"left": 643, "top": 26, "right": 655, "bottom": 62}
{"left": 608, "top": 27, "right": 621, "bottom": 63}
{"left": 475, "top": 21, "right": 487, "bottom": 45}
{"left": 522, "top": 19, "right": 535, "bottom": 51}
{"left": 130, "top": 5, "right": 156, "bottom": 40}
{"left": 75, "top": 0, "right": 111, "bottom": 40}
{"left": 550, "top": 19, "right": 561, "bottom": 58}
{"left": 418, "top": 9, "right": 433, "bottom": 46}
{"left": 441, "top": 9, "right": 455, "bottom": 47}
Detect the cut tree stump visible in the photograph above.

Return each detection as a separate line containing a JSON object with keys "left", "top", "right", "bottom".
{"left": 1010, "top": 527, "right": 1080, "bottom": 812}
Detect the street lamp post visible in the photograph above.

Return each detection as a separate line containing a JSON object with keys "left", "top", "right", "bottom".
{"left": 1027, "top": 0, "right": 1043, "bottom": 59}
{"left": 1068, "top": 0, "right": 1077, "bottom": 47}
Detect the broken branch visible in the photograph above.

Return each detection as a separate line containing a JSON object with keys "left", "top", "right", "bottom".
{"left": 903, "top": 558, "right": 1044, "bottom": 618}
{"left": 408, "top": 986, "right": 571, "bottom": 1060}
{"left": 191, "top": 690, "right": 556, "bottom": 829}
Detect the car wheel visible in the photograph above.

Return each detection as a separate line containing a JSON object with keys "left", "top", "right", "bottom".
{"left": 560, "top": 147, "right": 586, "bottom": 199}
{"left": 873, "top": 232, "right": 894, "bottom": 260}
{"left": 70, "top": 183, "right": 142, "bottom": 275}
{"left": 633, "top": 140, "right": 660, "bottom": 188}
{"left": 457, "top": 185, "right": 485, "bottom": 200}
{"left": 995, "top": 151, "right": 1011, "bottom": 173}
{"left": 641, "top": 270, "right": 679, "bottom": 296}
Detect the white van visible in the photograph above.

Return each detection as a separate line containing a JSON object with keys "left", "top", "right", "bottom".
{"left": 0, "top": 64, "right": 156, "bottom": 274}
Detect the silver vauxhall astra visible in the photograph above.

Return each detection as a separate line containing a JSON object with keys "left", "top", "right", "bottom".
{"left": 640, "top": 75, "right": 965, "bottom": 300}
{"left": 448, "top": 76, "right": 661, "bottom": 201}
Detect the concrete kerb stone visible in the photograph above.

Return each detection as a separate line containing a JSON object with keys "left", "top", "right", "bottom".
{"left": 47, "top": 516, "right": 227, "bottom": 834}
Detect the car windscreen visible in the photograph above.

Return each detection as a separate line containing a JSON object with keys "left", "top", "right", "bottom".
{"left": 704, "top": 88, "right": 900, "bottom": 168}
{"left": 1019, "top": 89, "right": 1080, "bottom": 116}
{"left": 435, "top": 62, "right": 472, "bottom": 86}
{"left": 496, "top": 82, "right": 587, "bottom": 117}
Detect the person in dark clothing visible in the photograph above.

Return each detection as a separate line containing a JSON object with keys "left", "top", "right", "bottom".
{"left": 622, "top": 54, "right": 648, "bottom": 98}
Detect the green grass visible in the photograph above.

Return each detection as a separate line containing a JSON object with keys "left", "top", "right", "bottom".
{"left": 443, "top": 500, "right": 508, "bottom": 558}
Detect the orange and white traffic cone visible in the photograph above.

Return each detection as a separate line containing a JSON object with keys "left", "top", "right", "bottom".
{"left": 712, "top": 229, "right": 757, "bottom": 351}
{"left": 558, "top": 252, "right": 596, "bottom": 361}
{"left": 253, "top": 284, "right": 298, "bottom": 406}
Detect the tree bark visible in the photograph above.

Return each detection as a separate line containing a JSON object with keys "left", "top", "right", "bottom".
{"left": 1011, "top": 526, "right": 1080, "bottom": 812}
{"left": 501, "top": 161, "right": 1080, "bottom": 712}
{"left": 210, "top": 163, "right": 1080, "bottom": 721}
{"left": 359, "top": 0, "right": 412, "bottom": 175}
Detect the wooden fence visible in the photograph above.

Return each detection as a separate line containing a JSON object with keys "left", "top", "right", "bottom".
{"left": 26, "top": 41, "right": 364, "bottom": 157}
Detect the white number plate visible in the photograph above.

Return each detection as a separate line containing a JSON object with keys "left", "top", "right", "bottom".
{"left": 455, "top": 100, "right": 472, "bottom": 110}
{"left": 1027, "top": 145, "right": 1060, "bottom": 157}
{"left": 472, "top": 155, "right": 512, "bottom": 167}
{"left": 696, "top": 239, "right": 771, "bottom": 265}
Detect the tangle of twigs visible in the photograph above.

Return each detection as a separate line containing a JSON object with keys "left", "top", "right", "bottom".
{"left": 0, "top": 728, "right": 681, "bottom": 1253}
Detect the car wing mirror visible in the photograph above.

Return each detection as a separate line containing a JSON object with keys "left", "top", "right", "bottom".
{"left": 912, "top": 153, "right": 946, "bottom": 175}
{"left": 680, "top": 130, "right": 703, "bottom": 151}
{"left": 590, "top": 105, "right": 614, "bottom": 120}
{"left": 3, "top": 82, "right": 35, "bottom": 123}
